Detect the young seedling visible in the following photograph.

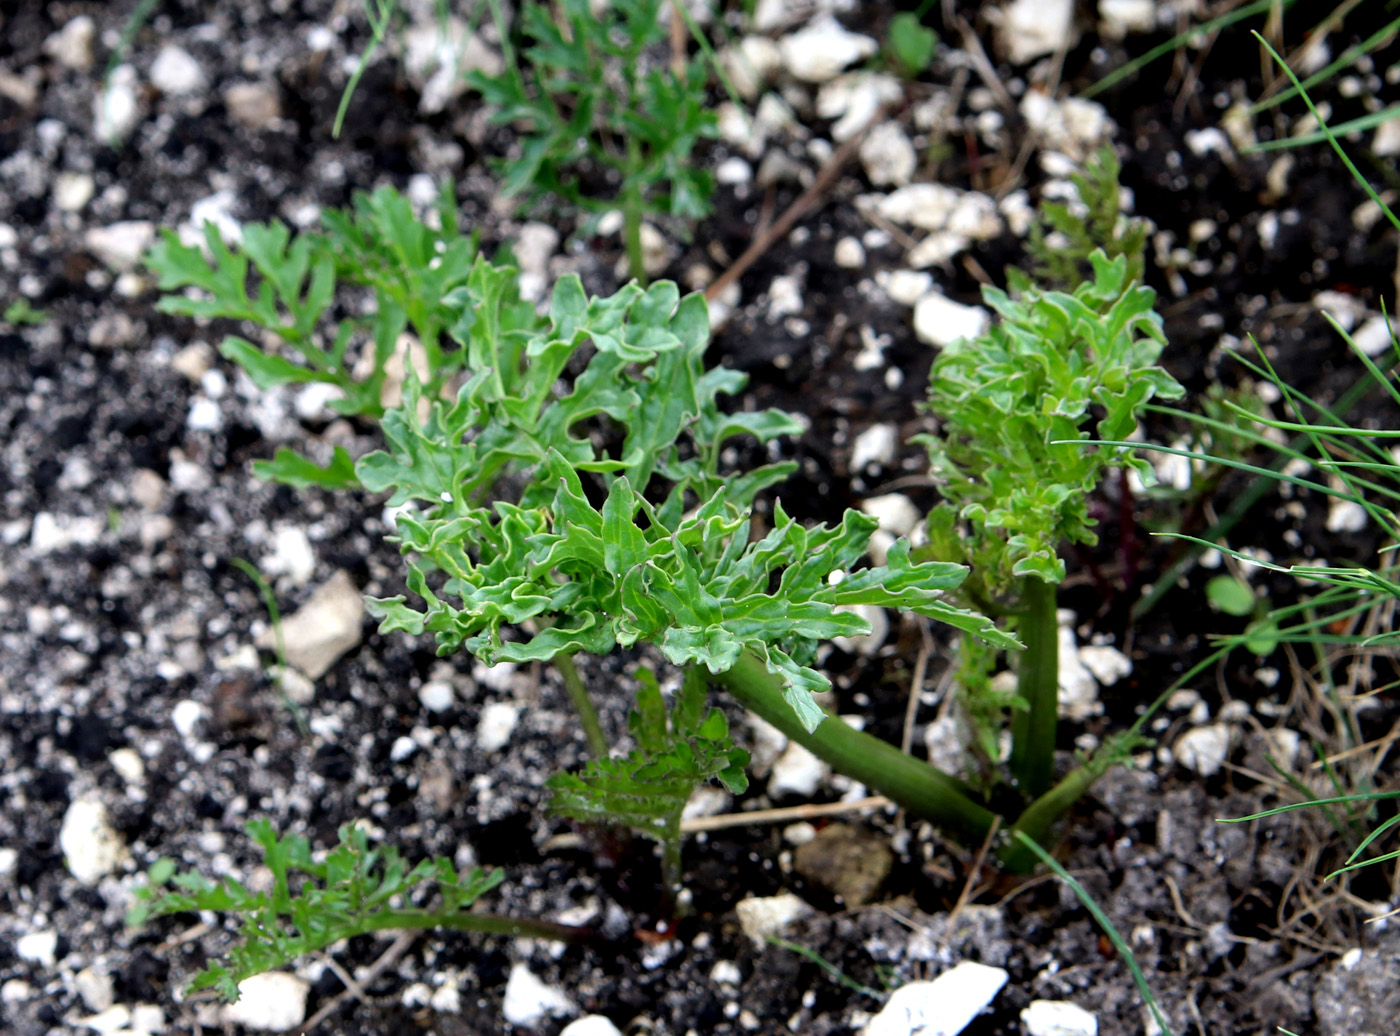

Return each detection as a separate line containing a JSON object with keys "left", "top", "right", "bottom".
{"left": 469, "top": 0, "right": 717, "bottom": 282}
{"left": 918, "top": 251, "right": 1185, "bottom": 800}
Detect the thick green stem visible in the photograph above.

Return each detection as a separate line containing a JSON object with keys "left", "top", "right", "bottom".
{"left": 554, "top": 652, "right": 609, "bottom": 759}
{"left": 1009, "top": 576, "right": 1059, "bottom": 801}
{"left": 1000, "top": 763, "right": 1099, "bottom": 872}
{"left": 715, "top": 651, "right": 997, "bottom": 844}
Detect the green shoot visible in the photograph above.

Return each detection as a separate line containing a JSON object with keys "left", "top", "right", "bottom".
{"left": 886, "top": 13, "right": 938, "bottom": 79}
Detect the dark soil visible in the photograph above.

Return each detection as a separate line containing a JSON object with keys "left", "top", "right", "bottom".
{"left": 2, "top": 2, "right": 1399, "bottom": 1035}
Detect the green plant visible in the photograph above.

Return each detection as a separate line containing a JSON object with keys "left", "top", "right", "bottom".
{"left": 886, "top": 12, "right": 938, "bottom": 79}
{"left": 3, "top": 298, "right": 47, "bottom": 326}
{"left": 1016, "top": 146, "right": 1148, "bottom": 293}
{"left": 917, "top": 252, "right": 1185, "bottom": 800}
{"left": 469, "top": 0, "right": 717, "bottom": 283}
{"left": 128, "top": 819, "right": 592, "bottom": 1002}
{"left": 146, "top": 180, "right": 512, "bottom": 488}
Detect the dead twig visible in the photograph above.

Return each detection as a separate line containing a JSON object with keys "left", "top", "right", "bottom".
{"left": 302, "top": 931, "right": 418, "bottom": 1034}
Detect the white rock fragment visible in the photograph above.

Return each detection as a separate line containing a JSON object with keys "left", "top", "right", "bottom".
{"left": 833, "top": 603, "right": 890, "bottom": 657}
{"left": 54, "top": 172, "right": 95, "bottom": 212}
{"left": 109, "top": 748, "right": 146, "bottom": 785}
{"left": 834, "top": 236, "right": 866, "bottom": 269}
{"left": 1184, "top": 127, "right": 1230, "bottom": 159}
{"left": 403, "top": 18, "right": 502, "bottom": 115}
{"left": 186, "top": 396, "right": 223, "bottom": 433}
{"left": 418, "top": 680, "right": 456, "bottom": 713}
{"left": 881, "top": 269, "right": 933, "bottom": 306}
{"left": 1352, "top": 315, "right": 1397, "bottom": 357}
{"left": 719, "top": 36, "right": 782, "bottom": 101}
{"left": 767, "top": 273, "right": 804, "bottom": 319}
{"left": 1174, "top": 724, "right": 1235, "bottom": 777}
{"left": 255, "top": 570, "right": 364, "bottom": 680}
{"left": 502, "top": 964, "right": 575, "bottom": 1027}
{"left": 1327, "top": 497, "right": 1368, "bottom": 533}
{"left": 715, "top": 156, "right": 753, "bottom": 185}
{"left": 906, "top": 231, "right": 972, "bottom": 269}
{"left": 561, "top": 1017, "right": 625, "bottom": 1036}
{"left": 947, "top": 192, "right": 1002, "bottom": 240}
{"left": 924, "top": 715, "right": 970, "bottom": 776}
{"left": 913, "top": 293, "right": 989, "bottom": 347}
{"left": 30, "top": 512, "right": 104, "bottom": 555}
{"left": 17, "top": 930, "right": 59, "bottom": 967}
{"left": 1058, "top": 625, "right": 1102, "bottom": 722}
{"left": 74, "top": 968, "right": 115, "bottom": 1013}
{"left": 47, "top": 16, "right": 96, "bottom": 70}
{"left": 513, "top": 222, "right": 559, "bottom": 302}
{"left": 1098, "top": 0, "right": 1155, "bottom": 38}
{"left": 872, "top": 184, "right": 961, "bottom": 231}
{"left": 860, "top": 494, "right": 920, "bottom": 536}
{"left": 95, "top": 65, "right": 141, "bottom": 145}
{"left": 861, "top": 122, "right": 917, "bottom": 187}
{"left": 1022, "top": 999, "right": 1098, "bottom": 1036}
{"left": 60, "top": 798, "right": 127, "bottom": 885}
{"left": 778, "top": 17, "right": 878, "bottom": 83}
{"left": 261, "top": 525, "right": 317, "bottom": 588}
{"left": 150, "top": 45, "right": 207, "bottom": 97}
{"left": 865, "top": 962, "right": 1009, "bottom": 1036}
{"left": 736, "top": 893, "right": 810, "bottom": 946}
{"left": 171, "top": 699, "right": 210, "bottom": 741}
{"left": 851, "top": 423, "right": 897, "bottom": 471}
{"left": 995, "top": 0, "right": 1076, "bottom": 64}
{"left": 1021, "top": 92, "right": 1113, "bottom": 161}
{"left": 769, "top": 741, "right": 832, "bottom": 797}
{"left": 1078, "top": 645, "right": 1131, "bottom": 686}
{"left": 224, "top": 81, "right": 282, "bottom": 130}
{"left": 476, "top": 701, "right": 521, "bottom": 753}
{"left": 188, "top": 190, "right": 242, "bottom": 246}
{"left": 86, "top": 222, "right": 156, "bottom": 271}
{"left": 1374, "top": 118, "right": 1400, "bottom": 158}
{"left": 221, "top": 973, "right": 309, "bottom": 1032}
{"left": 816, "top": 72, "right": 903, "bottom": 141}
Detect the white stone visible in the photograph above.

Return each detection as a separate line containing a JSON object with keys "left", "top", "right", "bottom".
{"left": 1021, "top": 92, "right": 1113, "bottom": 161}
{"left": 778, "top": 17, "right": 878, "bottom": 83}
{"left": 710, "top": 960, "right": 743, "bottom": 986}
{"left": 769, "top": 741, "right": 832, "bottom": 797}
{"left": 861, "top": 122, "right": 917, "bottom": 187}
{"left": 30, "top": 512, "right": 104, "bottom": 555}
{"left": 1, "top": 979, "right": 31, "bottom": 1003}
{"left": 946, "top": 193, "right": 1002, "bottom": 240}
{"left": 1312, "top": 290, "right": 1365, "bottom": 331}
{"left": 254, "top": 570, "right": 364, "bottom": 680}
{"left": 502, "top": 964, "right": 575, "bottom": 1027}
{"left": 225, "top": 81, "right": 282, "bottom": 130}
{"left": 767, "top": 274, "right": 804, "bottom": 319}
{"left": 1352, "top": 315, "right": 1397, "bottom": 357}
{"left": 75, "top": 967, "right": 115, "bottom": 1012}
{"left": 17, "top": 930, "right": 58, "bottom": 967}
{"left": 1174, "top": 724, "right": 1235, "bottom": 777}
{"left": 294, "top": 382, "right": 346, "bottom": 420}
{"left": 864, "top": 962, "right": 1009, "bottom": 1036}
{"left": 86, "top": 221, "right": 156, "bottom": 271}
{"left": 882, "top": 269, "right": 933, "bottom": 307}
{"left": 834, "top": 237, "right": 866, "bottom": 269}
{"left": 172, "top": 699, "right": 210, "bottom": 741}
{"left": 1374, "top": 118, "right": 1400, "bottom": 158}
{"left": 109, "top": 747, "right": 146, "bottom": 785}
{"left": 188, "top": 190, "right": 242, "bottom": 246}
{"left": 816, "top": 73, "right": 904, "bottom": 141}
{"left": 996, "top": 0, "right": 1075, "bottom": 64}
{"left": 639, "top": 222, "right": 671, "bottom": 278}
{"left": 860, "top": 493, "right": 920, "bottom": 536}
{"left": 95, "top": 65, "right": 142, "bottom": 145}
{"left": 736, "top": 893, "right": 810, "bottom": 946}
{"left": 1184, "top": 127, "right": 1230, "bottom": 158}
{"left": 46, "top": 16, "right": 96, "bottom": 70}
{"left": 391, "top": 735, "right": 418, "bottom": 762}
{"left": 187, "top": 396, "right": 223, "bottom": 433}
{"left": 54, "top": 172, "right": 95, "bottom": 212}
{"left": 1022, "top": 999, "right": 1098, "bottom": 1036}
{"left": 715, "top": 156, "right": 753, "bottom": 185}
{"left": 1327, "top": 498, "right": 1367, "bottom": 533}
{"left": 560, "top": 1017, "right": 625, "bottom": 1036}
{"left": 221, "top": 973, "right": 309, "bottom": 1032}
{"left": 719, "top": 36, "right": 783, "bottom": 101}
{"left": 0, "top": 847, "right": 17, "bottom": 879}
{"left": 1058, "top": 625, "right": 1101, "bottom": 722}
{"left": 832, "top": 603, "right": 889, "bottom": 657}
{"left": 851, "top": 423, "right": 897, "bottom": 470}
{"left": 913, "top": 294, "right": 989, "bottom": 347}
{"left": 907, "top": 231, "right": 972, "bottom": 269}
{"left": 476, "top": 701, "right": 521, "bottom": 753}
{"left": 1098, "top": 0, "right": 1155, "bottom": 37}
{"left": 419, "top": 679, "right": 456, "bottom": 713}
{"left": 514, "top": 222, "right": 559, "bottom": 279}
{"left": 261, "top": 525, "right": 317, "bottom": 587}
{"left": 872, "top": 184, "right": 961, "bottom": 231}
{"left": 150, "top": 45, "right": 207, "bottom": 96}
{"left": 924, "top": 715, "right": 970, "bottom": 776}
{"left": 1078, "top": 645, "right": 1131, "bottom": 686}
{"left": 60, "top": 798, "right": 127, "bottom": 884}
{"left": 404, "top": 18, "right": 502, "bottom": 115}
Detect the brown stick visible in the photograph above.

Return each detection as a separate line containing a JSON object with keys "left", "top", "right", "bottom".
{"left": 705, "top": 110, "right": 887, "bottom": 303}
